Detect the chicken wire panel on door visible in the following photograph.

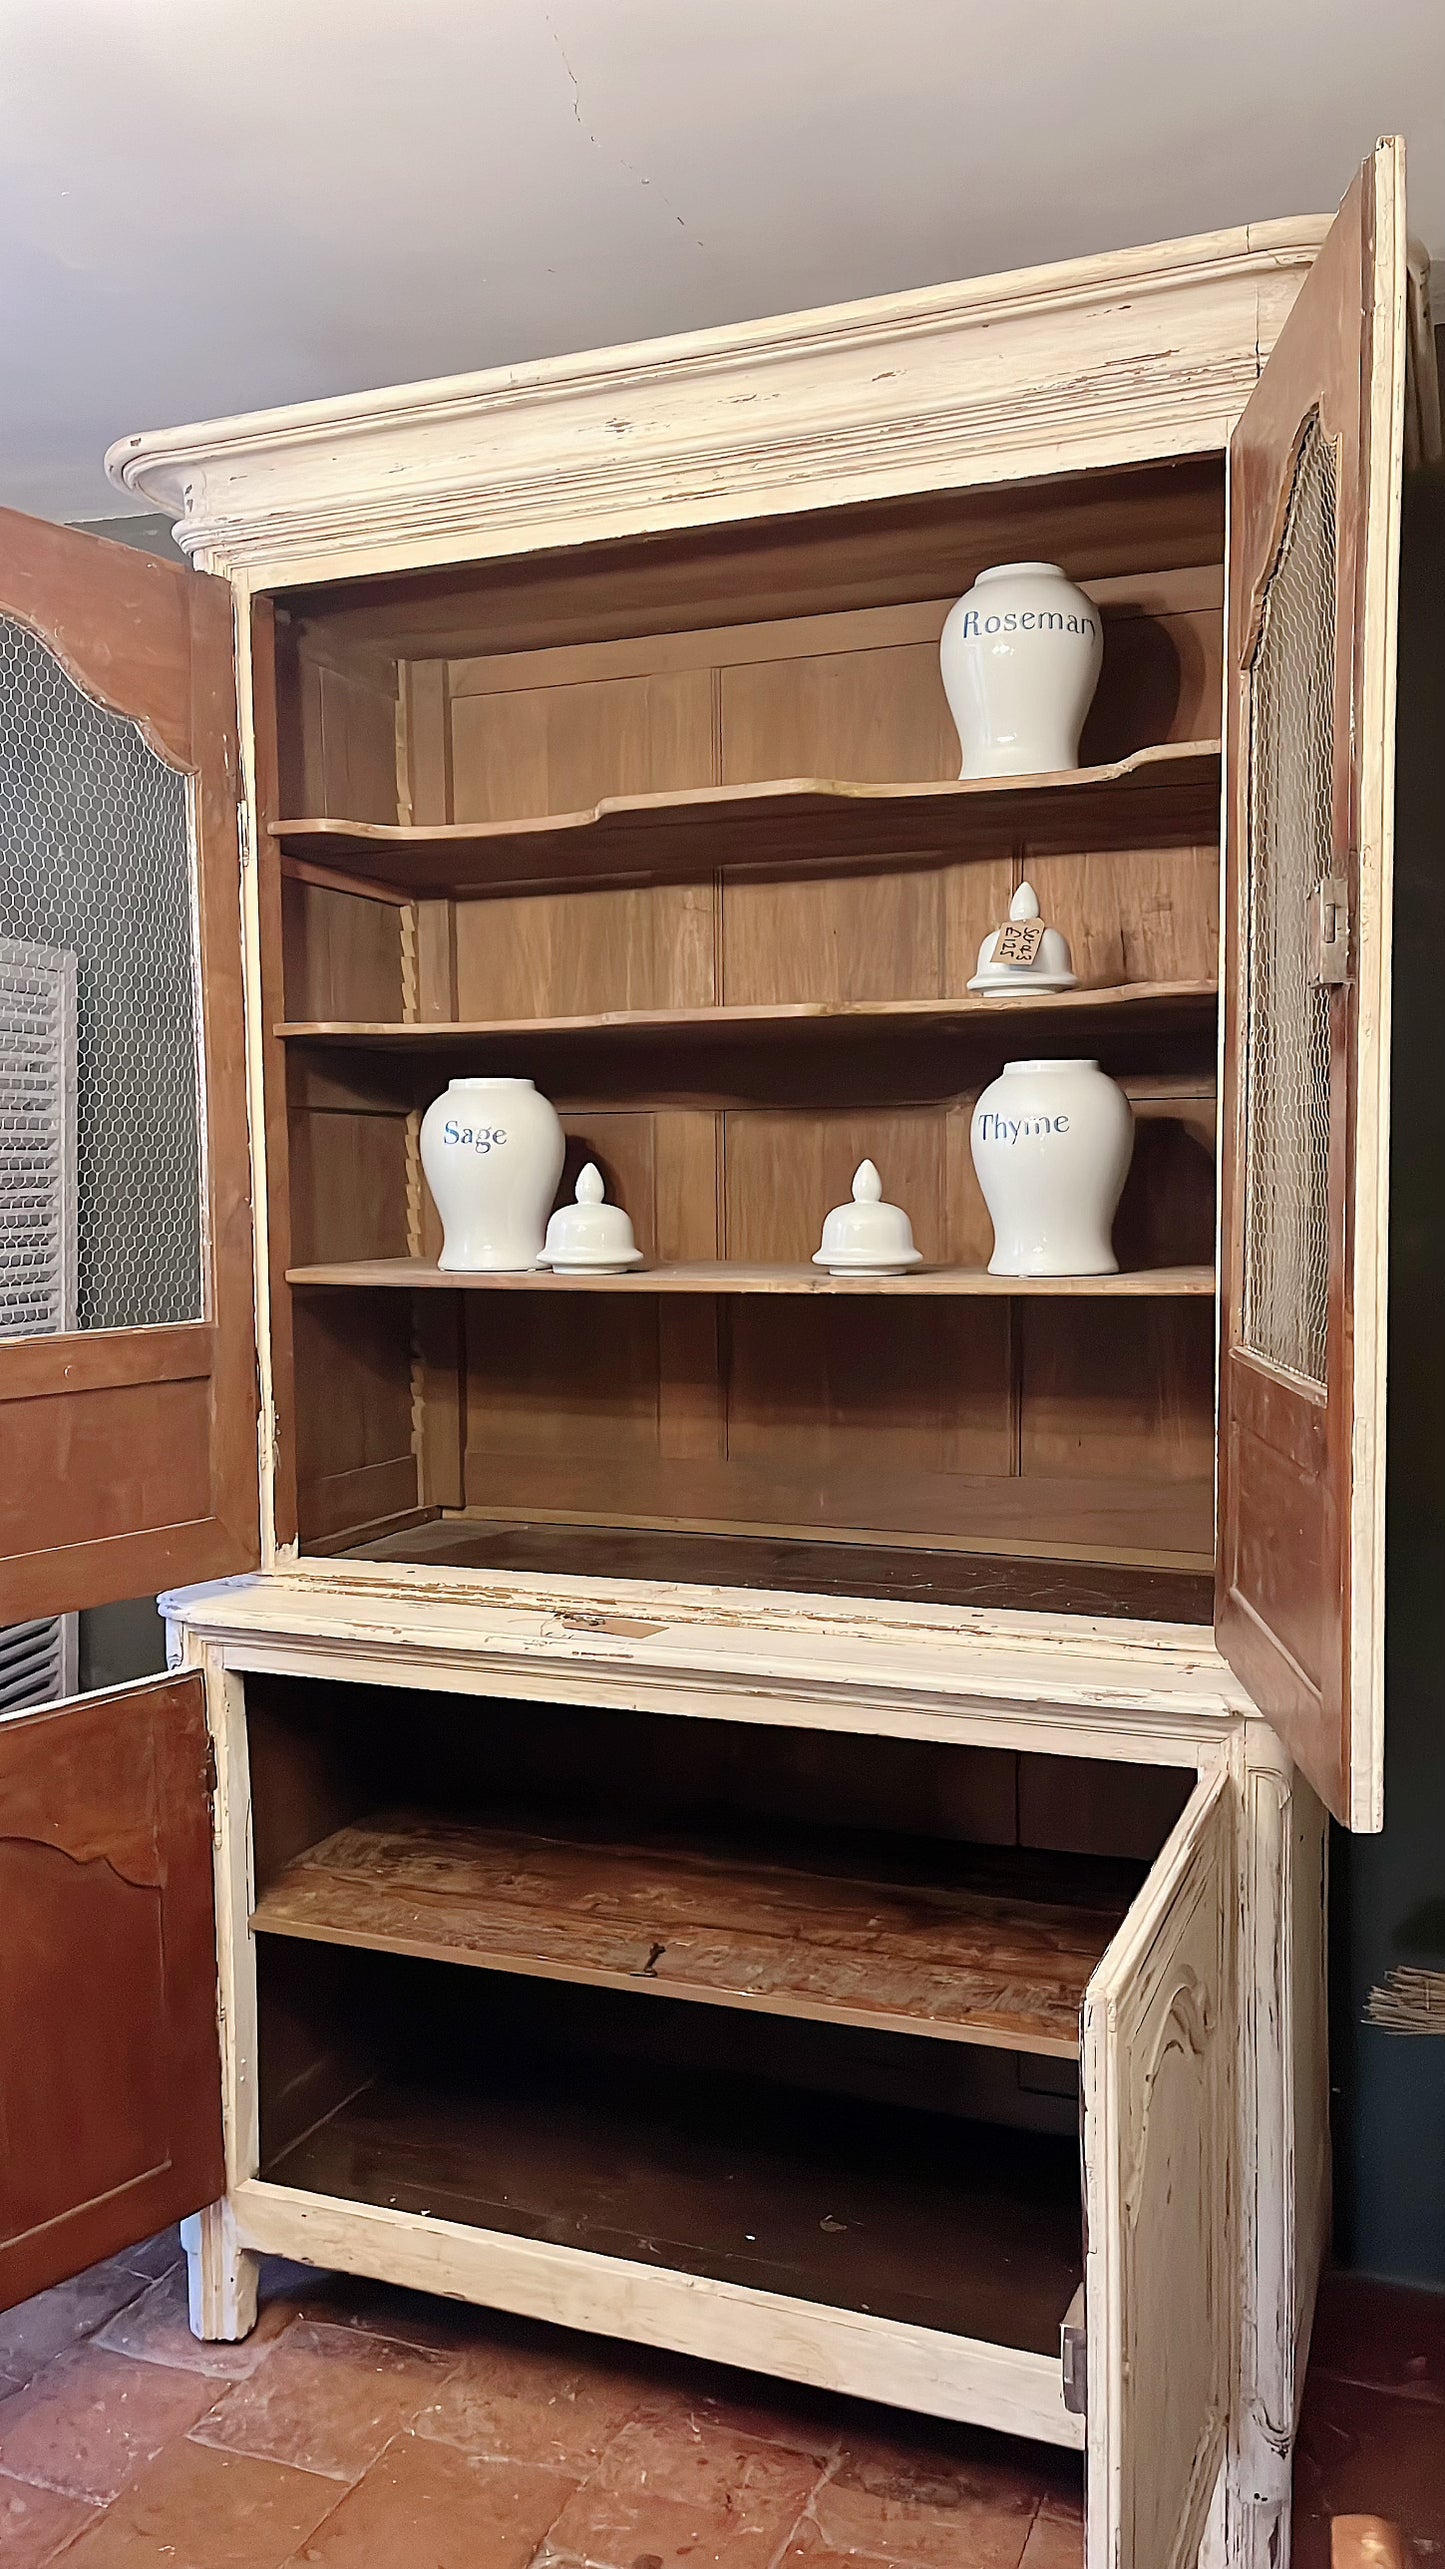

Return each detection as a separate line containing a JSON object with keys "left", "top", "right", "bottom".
{"left": 1239, "top": 415, "right": 1337, "bottom": 1390}
{"left": 0, "top": 613, "right": 203, "bottom": 1333}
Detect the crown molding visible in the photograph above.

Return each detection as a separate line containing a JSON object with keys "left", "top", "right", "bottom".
{"left": 108, "top": 217, "right": 1331, "bottom": 586}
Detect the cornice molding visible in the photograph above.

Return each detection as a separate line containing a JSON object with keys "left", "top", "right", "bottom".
{"left": 107, "top": 217, "right": 1330, "bottom": 585}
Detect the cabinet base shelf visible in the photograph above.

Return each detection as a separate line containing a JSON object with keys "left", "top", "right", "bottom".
{"left": 260, "top": 2057, "right": 1082, "bottom": 2358}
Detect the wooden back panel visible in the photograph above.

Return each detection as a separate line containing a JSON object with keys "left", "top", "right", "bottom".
{"left": 272, "top": 501, "right": 1224, "bottom": 1581}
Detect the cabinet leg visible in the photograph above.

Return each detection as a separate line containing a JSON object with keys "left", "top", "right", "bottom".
{"left": 180, "top": 2203, "right": 259, "bottom": 2342}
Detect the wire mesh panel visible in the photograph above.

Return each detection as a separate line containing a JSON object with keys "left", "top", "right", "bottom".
{"left": 0, "top": 614, "right": 203, "bottom": 1332}
{"left": 1240, "top": 416, "right": 1337, "bottom": 1388}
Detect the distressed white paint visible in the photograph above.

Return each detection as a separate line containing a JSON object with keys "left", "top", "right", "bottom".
{"left": 231, "top": 2175, "right": 1082, "bottom": 2447}
{"left": 108, "top": 221, "right": 1328, "bottom": 584}
{"left": 1082, "top": 1770, "right": 1234, "bottom": 2569}
{"left": 136, "top": 175, "right": 1399, "bottom": 2566}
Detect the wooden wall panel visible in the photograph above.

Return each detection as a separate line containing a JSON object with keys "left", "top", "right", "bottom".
{"left": 465, "top": 1302, "right": 662, "bottom": 1475}
{"left": 453, "top": 881, "right": 715, "bottom": 1021}
{"left": 287, "top": 530, "right": 1227, "bottom": 1577}
{"left": 449, "top": 669, "right": 715, "bottom": 823}
{"left": 721, "top": 1107, "right": 991, "bottom": 1265}
{"left": 287, "top": 1107, "right": 411, "bottom": 1266}
{"left": 725, "top": 1302, "right": 1015, "bottom": 1483}
{"left": 282, "top": 878, "right": 405, "bottom": 1022}
{"left": 288, "top": 649, "right": 400, "bottom": 823}
{"left": 293, "top": 1291, "right": 418, "bottom": 1544}
{"left": 1079, "top": 599, "right": 1223, "bottom": 761}
{"left": 719, "top": 642, "right": 957, "bottom": 784}
{"left": 1019, "top": 1303, "right": 1216, "bottom": 1486}
{"left": 1023, "top": 845, "right": 1219, "bottom": 988}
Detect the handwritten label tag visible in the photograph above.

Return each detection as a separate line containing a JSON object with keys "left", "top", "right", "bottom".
{"left": 994, "top": 917, "right": 1047, "bottom": 968}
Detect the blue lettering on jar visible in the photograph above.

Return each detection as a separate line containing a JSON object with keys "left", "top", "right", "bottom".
{"left": 442, "top": 1123, "right": 509, "bottom": 1153}
{"left": 957, "top": 609, "right": 1096, "bottom": 643}
{"left": 975, "top": 1112, "right": 1072, "bottom": 1144}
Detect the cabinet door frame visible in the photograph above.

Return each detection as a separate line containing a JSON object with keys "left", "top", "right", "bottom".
{"left": 1082, "top": 1764, "right": 1234, "bottom": 2569}
{"left": 0, "top": 511, "right": 259, "bottom": 1622}
{"left": 1216, "top": 141, "right": 1409, "bottom": 1830}
{"left": 0, "top": 1671, "right": 225, "bottom": 2311}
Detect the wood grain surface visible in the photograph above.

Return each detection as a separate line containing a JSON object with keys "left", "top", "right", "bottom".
{"left": 274, "top": 742, "right": 1221, "bottom": 898}
{"left": 261, "top": 2047, "right": 1084, "bottom": 2347}
{"left": 287, "top": 1257, "right": 1214, "bottom": 1297}
{"left": 251, "top": 1807, "right": 1137, "bottom": 2056}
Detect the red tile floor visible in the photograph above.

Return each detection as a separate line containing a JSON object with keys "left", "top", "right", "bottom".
{"left": 0, "top": 2240, "right": 1439, "bottom": 2567}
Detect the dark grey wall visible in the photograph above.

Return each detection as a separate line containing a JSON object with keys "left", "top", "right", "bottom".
{"left": 1329, "top": 462, "right": 1445, "bottom": 2288}
{"left": 73, "top": 512, "right": 183, "bottom": 561}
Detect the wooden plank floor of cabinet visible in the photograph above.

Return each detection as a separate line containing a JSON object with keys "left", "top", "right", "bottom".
{"left": 251, "top": 1811, "right": 1141, "bottom": 2056}
{"left": 260, "top": 2051, "right": 1084, "bottom": 2348}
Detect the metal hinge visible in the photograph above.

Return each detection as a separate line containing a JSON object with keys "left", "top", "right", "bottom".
{"left": 238, "top": 800, "right": 253, "bottom": 871}
{"left": 1061, "top": 2284, "right": 1087, "bottom": 2415}
{"left": 202, "top": 1731, "right": 219, "bottom": 1802}
{"left": 1312, "top": 873, "right": 1350, "bottom": 985}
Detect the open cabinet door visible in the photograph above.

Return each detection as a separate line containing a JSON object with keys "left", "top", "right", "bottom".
{"left": 1082, "top": 1769, "right": 1233, "bottom": 2569}
{"left": 0, "top": 512, "right": 258, "bottom": 1621}
{"left": 0, "top": 1673, "right": 224, "bottom": 2311}
{"left": 1217, "top": 141, "right": 1408, "bottom": 1830}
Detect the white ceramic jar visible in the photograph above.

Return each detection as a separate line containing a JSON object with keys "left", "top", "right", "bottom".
{"left": 970, "top": 1059, "right": 1133, "bottom": 1276}
{"left": 419, "top": 1077, "right": 565, "bottom": 1271}
{"left": 940, "top": 563, "right": 1103, "bottom": 779}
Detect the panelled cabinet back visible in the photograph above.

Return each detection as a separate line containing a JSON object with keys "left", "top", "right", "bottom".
{"left": 0, "top": 141, "right": 1435, "bottom": 2568}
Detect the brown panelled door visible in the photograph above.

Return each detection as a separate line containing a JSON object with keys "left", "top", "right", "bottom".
{"left": 0, "top": 1676, "right": 224, "bottom": 2312}
{"left": 1217, "top": 142, "right": 1408, "bottom": 1829}
{"left": 0, "top": 513, "right": 259, "bottom": 1619}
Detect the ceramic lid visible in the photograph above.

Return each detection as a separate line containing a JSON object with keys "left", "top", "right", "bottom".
{"left": 813, "top": 1161, "right": 922, "bottom": 1271}
{"left": 538, "top": 1163, "right": 644, "bottom": 1270}
{"left": 968, "top": 880, "right": 1077, "bottom": 994}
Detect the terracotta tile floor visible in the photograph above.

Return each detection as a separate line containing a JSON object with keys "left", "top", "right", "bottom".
{"left": 0, "top": 2237, "right": 1083, "bottom": 2569}
{"left": 0, "top": 2240, "right": 1439, "bottom": 2565}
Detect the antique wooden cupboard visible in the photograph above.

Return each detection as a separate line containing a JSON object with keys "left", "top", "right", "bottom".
{"left": 0, "top": 139, "right": 1435, "bottom": 2569}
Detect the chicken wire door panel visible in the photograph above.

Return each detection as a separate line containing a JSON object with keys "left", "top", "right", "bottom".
{"left": 0, "top": 626, "right": 202, "bottom": 1333}
{"left": 0, "top": 509, "right": 259, "bottom": 1623}
{"left": 1217, "top": 142, "right": 1409, "bottom": 1833}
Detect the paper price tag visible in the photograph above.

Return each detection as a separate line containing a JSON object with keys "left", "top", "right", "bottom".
{"left": 993, "top": 917, "right": 1047, "bottom": 967}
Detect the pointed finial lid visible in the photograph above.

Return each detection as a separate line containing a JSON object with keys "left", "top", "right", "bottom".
{"left": 539, "top": 1159, "right": 643, "bottom": 1271}
{"left": 968, "top": 873, "right": 1076, "bottom": 994}
{"left": 814, "top": 1160, "right": 921, "bottom": 1273}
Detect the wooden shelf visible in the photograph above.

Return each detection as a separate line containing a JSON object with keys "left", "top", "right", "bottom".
{"left": 273, "top": 739, "right": 1221, "bottom": 898}
{"left": 260, "top": 2048, "right": 1084, "bottom": 2347}
{"left": 277, "top": 976, "right": 1218, "bottom": 1053}
{"left": 252, "top": 1810, "right": 1139, "bottom": 2058}
{"left": 286, "top": 1257, "right": 1215, "bottom": 1297}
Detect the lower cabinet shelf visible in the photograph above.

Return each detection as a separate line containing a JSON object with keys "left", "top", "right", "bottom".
{"left": 259, "top": 2041, "right": 1083, "bottom": 2354}
{"left": 251, "top": 1809, "right": 1139, "bottom": 2058}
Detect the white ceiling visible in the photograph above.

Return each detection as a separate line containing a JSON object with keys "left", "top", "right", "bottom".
{"left": 4, "top": 0, "right": 1444, "bottom": 524}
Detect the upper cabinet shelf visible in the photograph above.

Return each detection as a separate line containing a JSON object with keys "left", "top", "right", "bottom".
{"left": 286, "top": 1258, "right": 1215, "bottom": 1298}
{"left": 273, "top": 739, "right": 1222, "bottom": 900}
{"left": 277, "top": 977, "right": 1218, "bottom": 1054}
